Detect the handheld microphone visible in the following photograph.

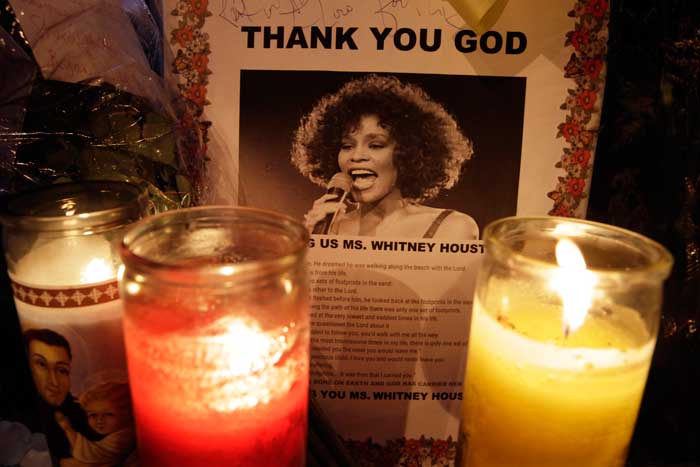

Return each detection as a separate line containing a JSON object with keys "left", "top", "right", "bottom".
{"left": 312, "top": 172, "right": 353, "bottom": 234}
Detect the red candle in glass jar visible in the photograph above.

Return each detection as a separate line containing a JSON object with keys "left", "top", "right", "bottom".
{"left": 124, "top": 305, "right": 308, "bottom": 466}
{"left": 118, "top": 206, "right": 310, "bottom": 467}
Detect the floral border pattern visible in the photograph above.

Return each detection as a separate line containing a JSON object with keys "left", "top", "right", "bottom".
{"left": 344, "top": 436, "right": 457, "bottom": 467}
{"left": 170, "top": 0, "right": 212, "bottom": 111}
{"left": 547, "top": 0, "right": 610, "bottom": 217}
{"left": 169, "top": 0, "right": 213, "bottom": 202}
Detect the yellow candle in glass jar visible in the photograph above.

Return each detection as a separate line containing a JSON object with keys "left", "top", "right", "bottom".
{"left": 462, "top": 289, "right": 655, "bottom": 467}
{"left": 460, "top": 217, "right": 672, "bottom": 467}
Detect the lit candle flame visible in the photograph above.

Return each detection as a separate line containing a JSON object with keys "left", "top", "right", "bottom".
{"left": 214, "top": 319, "right": 283, "bottom": 377}
{"left": 550, "top": 239, "right": 597, "bottom": 337}
{"left": 199, "top": 318, "right": 288, "bottom": 412}
{"left": 80, "top": 258, "right": 114, "bottom": 284}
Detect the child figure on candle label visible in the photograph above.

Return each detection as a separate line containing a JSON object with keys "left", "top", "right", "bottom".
{"left": 55, "top": 382, "right": 137, "bottom": 467}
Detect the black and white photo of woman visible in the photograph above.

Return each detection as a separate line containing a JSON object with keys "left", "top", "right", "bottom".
{"left": 291, "top": 74, "right": 479, "bottom": 239}
{"left": 238, "top": 70, "right": 523, "bottom": 229}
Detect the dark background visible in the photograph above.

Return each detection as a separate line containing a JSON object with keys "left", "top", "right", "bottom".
{"left": 2, "top": 1, "right": 700, "bottom": 465}
{"left": 586, "top": 1, "right": 700, "bottom": 465}
{"left": 239, "top": 70, "right": 525, "bottom": 233}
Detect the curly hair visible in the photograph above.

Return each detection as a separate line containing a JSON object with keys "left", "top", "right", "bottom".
{"left": 79, "top": 381, "right": 132, "bottom": 414}
{"left": 291, "top": 74, "right": 473, "bottom": 201}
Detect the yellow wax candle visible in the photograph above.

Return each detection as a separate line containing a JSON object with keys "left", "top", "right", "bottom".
{"left": 460, "top": 217, "right": 672, "bottom": 467}
{"left": 462, "top": 288, "right": 655, "bottom": 467}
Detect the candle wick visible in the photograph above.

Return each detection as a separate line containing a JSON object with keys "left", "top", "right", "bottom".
{"left": 563, "top": 324, "right": 570, "bottom": 339}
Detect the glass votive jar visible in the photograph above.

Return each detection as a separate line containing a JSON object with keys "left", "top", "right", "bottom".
{"left": 460, "top": 216, "right": 673, "bottom": 467}
{"left": 119, "top": 206, "right": 310, "bottom": 467}
{"left": 0, "top": 181, "right": 149, "bottom": 464}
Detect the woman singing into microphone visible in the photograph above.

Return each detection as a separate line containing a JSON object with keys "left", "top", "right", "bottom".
{"left": 291, "top": 74, "right": 479, "bottom": 239}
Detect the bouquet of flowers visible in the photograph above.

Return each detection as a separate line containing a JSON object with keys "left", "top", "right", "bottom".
{"left": 0, "top": 0, "right": 206, "bottom": 211}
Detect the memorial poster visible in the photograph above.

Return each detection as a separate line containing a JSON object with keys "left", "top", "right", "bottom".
{"left": 162, "top": 1, "right": 609, "bottom": 464}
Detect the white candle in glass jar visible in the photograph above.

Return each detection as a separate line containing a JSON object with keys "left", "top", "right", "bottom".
{"left": 2, "top": 182, "right": 147, "bottom": 399}
{"left": 10, "top": 234, "right": 127, "bottom": 392}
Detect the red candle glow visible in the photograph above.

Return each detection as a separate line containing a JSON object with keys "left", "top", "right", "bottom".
{"left": 119, "top": 207, "right": 310, "bottom": 467}
{"left": 124, "top": 309, "right": 308, "bottom": 466}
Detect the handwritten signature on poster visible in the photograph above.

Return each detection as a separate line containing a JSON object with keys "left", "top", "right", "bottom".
{"left": 218, "top": 0, "right": 464, "bottom": 30}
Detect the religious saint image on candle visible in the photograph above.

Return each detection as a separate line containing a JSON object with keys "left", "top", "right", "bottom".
{"left": 23, "top": 328, "right": 138, "bottom": 467}
{"left": 55, "top": 382, "right": 137, "bottom": 467}
{"left": 238, "top": 70, "right": 526, "bottom": 238}
{"left": 23, "top": 328, "right": 97, "bottom": 464}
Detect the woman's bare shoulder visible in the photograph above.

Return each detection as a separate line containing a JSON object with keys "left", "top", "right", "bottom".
{"left": 438, "top": 210, "right": 479, "bottom": 240}
{"left": 404, "top": 205, "right": 479, "bottom": 240}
